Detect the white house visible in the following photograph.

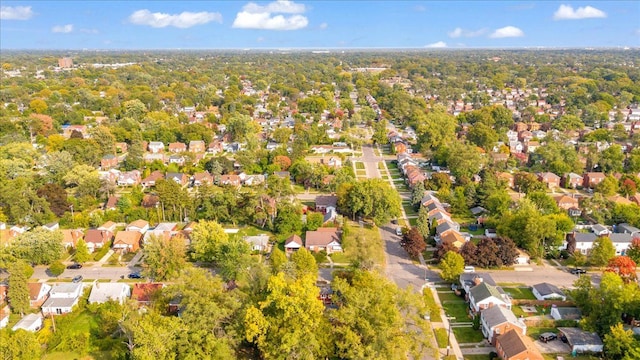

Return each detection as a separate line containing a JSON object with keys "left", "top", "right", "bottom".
{"left": 558, "top": 327, "right": 604, "bottom": 353}
{"left": 88, "top": 283, "right": 131, "bottom": 304}
{"left": 126, "top": 219, "right": 149, "bottom": 234}
{"left": 610, "top": 233, "right": 634, "bottom": 256}
{"left": 12, "top": 313, "right": 43, "bottom": 332}
{"left": 532, "top": 283, "right": 566, "bottom": 301}
{"left": 480, "top": 305, "right": 526, "bottom": 344}
{"left": 148, "top": 141, "right": 165, "bottom": 153}
{"left": 243, "top": 234, "right": 271, "bottom": 253}
{"left": 570, "top": 233, "right": 597, "bottom": 255}
{"left": 41, "top": 283, "right": 83, "bottom": 316}
{"left": 469, "top": 282, "right": 511, "bottom": 314}
{"left": 0, "top": 306, "right": 9, "bottom": 329}
{"left": 550, "top": 307, "right": 582, "bottom": 321}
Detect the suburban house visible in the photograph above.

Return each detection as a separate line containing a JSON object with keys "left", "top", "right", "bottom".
{"left": 0, "top": 306, "right": 8, "bottom": 329}
{"left": 567, "top": 232, "right": 597, "bottom": 255}
{"left": 305, "top": 228, "right": 342, "bottom": 254}
{"left": 284, "top": 234, "right": 303, "bottom": 254}
{"left": 591, "top": 224, "right": 610, "bottom": 236}
{"left": 244, "top": 234, "right": 271, "bottom": 253}
{"left": 616, "top": 223, "right": 640, "bottom": 237}
{"left": 126, "top": 220, "right": 149, "bottom": 234}
{"left": 148, "top": 141, "right": 165, "bottom": 153}
{"left": 61, "top": 229, "right": 84, "bottom": 248}
{"left": 538, "top": 172, "right": 560, "bottom": 189}
{"left": 495, "top": 329, "right": 543, "bottom": 360}
{"left": 84, "top": 229, "right": 113, "bottom": 253}
{"left": 12, "top": 313, "right": 43, "bottom": 332}
{"left": 131, "top": 283, "right": 164, "bottom": 307}
{"left": 143, "top": 222, "right": 178, "bottom": 243}
{"left": 315, "top": 195, "right": 338, "bottom": 214}
{"left": 554, "top": 195, "right": 579, "bottom": 211}
{"left": 141, "top": 170, "right": 164, "bottom": 187}
{"left": 112, "top": 231, "right": 142, "bottom": 253}
{"left": 98, "top": 221, "right": 117, "bottom": 232}
{"left": 557, "top": 327, "right": 604, "bottom": 354}
{"left": 496, "top": 172, "right": 514, "bottom": 188}
{"left": 42, "top": 283, "right": 83, "bottom": 316}
{"left": 219, "top": 174, "right": 241, "bottom": 186}
{"left": 105, "top": 195, "right": 119, "bottom": 211}
{"left": 440, "top": 231, "right": 466, "bottom": 249}
{"left": 611, "top": 233, "right": 634, "bottom": 256}
{"left": 460, "top": 273, "right": 497, "bottom": 293}
{"left": 469, "top": 281, "right": 511, "bottom": 314}
{"left": 101, "top": 154, "right": 118, "bottom": 170}
{"left": 531, "top": 283, "right": 566, "bottom": 301}
{"left": 583, "top": 172, "right": 606, "bottom": 188}
{"left": 189, "top": 140, "right": 206, "bottom": 153}
{"left": 168, "top": 142, "right": 187, "bottom": 153}
{"left": 117, "top": 170, "right": 141, "bottom": 187}
{"left": 192, "top": 172, "right": 214, "bottom": 186}
{"left": 88, "top": 283, "right": 131, "bottom": 304}
{"left": 550, "top": 307, "right": 582, "bottom": 321}
{"left": 166, "top": 172, "right": 189, "bottom": 186}
{"left": 480, "top": 305, "right": 526, "bottom": 344}
{"left": 28, "top": 282, "right": 52, "bottom": 308}
{"left": 563, "top": 172, "right": 583, "bottom": 189}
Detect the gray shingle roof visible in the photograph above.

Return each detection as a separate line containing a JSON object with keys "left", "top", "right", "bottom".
{"left": 532, "top": 282, "right": 565, "bottom": 297}
{"left": 470, "top": 282, "right": 504, "bottom": 302}
{"left": 481, "top": 305, "right": 520, "bottom": 328}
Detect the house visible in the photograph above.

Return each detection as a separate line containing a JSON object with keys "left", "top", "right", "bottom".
{"left": 557, "top": 327, "right": 604, "bottom": 353}
{"left": 315, "top": 195, "right": 338, "bottom": 214}
{"left": 616, "top": 223, "right": 640, "bottom": 237}
{"left": 284, "top": 234, "right": 303, "bottom": 254}
{"left": 460, "top": 273, "right": 497, "bottom": 293}
{"left": 84, "top": 229, "right": 113, "bottom": 253}
{"left": 42, "top": 283, "right": 83, "bottom": 315}
{"left": 126, "top": 220, "right": 149, "bottom": 234}
{"left": 143, "top": 223, "right": 179, "bottom": 243}
{"left": 43, "top": 222, "right": 59, "bottom": 231}
{"left": 115, "top": 142, "right": 128, "bottom": 153}
{"left": 495, "top": 329, "right": 543, "bottom": 360}
{"left": 243, "top": 174, "right": 265, "bottom": 186}
{"left": 531, "top": 283, "right": 566, "bottom": 301}
{"left": 192, "top": 172, "right": 214, "bottom": 186}
{"left": 610, "top": 233, "right": 634, "bottom": 256}
{"left": 189, "top": 140, "right": 206, "bottom": 153}
{"left": 538, "top": 172, "right": 560, "bottom": 189}
{"left": 484, "top": 228, "right": 498, "bottom": 238}
{"left": 591, "top": 224, "right": 610, "bottom": 236}
{"left": 141, "top": 170, "right": 164, "bottom": 187}
{"left": 28, "top": 282, "right": 52, "bottom": 308}
{"left": 166, "top": 172, "right": 189, "bottom": 186}
{"left": 305, "top": 228, "right": 342, "bottom": 254}
{"left": 12, "top": 313, "right": 43, "bottom": 332}
{"left": 113, "top": 231, "right": 142, "bottom": 253}
{"left": 568, "top": 232, "right": 597, "bottom": 255}
{"left": 61, "top": 229, "right": 84, "bottom": 248}
{"left": 131, "top": 283, "right": 164, "bottom": 306}
{"left": 219, "top": 174, "right": 241, "bottom": 186}
{"left": 550, "top": 307, "right": 582, "bottom": 321}
{"left": 583, "top": 172, "right": 606, "bottom": 188}
{"left": 555, "top": 195, "right": 579, "bottom": 211}
{"left": 0, "top": 306, "right": 8, "bottom": 329}
{"left": 88, "top": 283, "right": 131, "bottom": 304}
{"left": 168, "top": 142, "right": 187, "bottom": 153}
{"left": 168, "top": 155, "right": 186, "bottom": 166}
{"left": 244, "top": 234, "right": 271, "bottom": 252}
{"left": 148, "top": 141, "right": 165, "bottom": 153}
{"left": 469, "top": 281, "right": 511, "bottom": 313}
{"left": 105, "top": 195, "right": 119, "bottom": 211}
{"left": 497, "top": 172, "right": 514, "bottom": 188}
{"left": 117, "top": 170, "right": 141, "bottom": 187}
{"left": 563, "top": 172, "right": 583, "bottom": 189}
{"left": 440, "top": 231, "right": 466, "bottom": 249}
{"left": 98, "top": 221, "right": 117, "bottom": 232}
{"left": 480, "top": 305, "right": 526, "bottom": 344}
{"left": 101, "top": 154, "right": 118, "bottom": 170}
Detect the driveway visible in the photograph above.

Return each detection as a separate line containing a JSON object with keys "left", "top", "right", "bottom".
{"left": 482, "top": 264, "right": 587, "bottom": 288}
{"left": 534, "top": 339, "right": 571, "bottom": 353}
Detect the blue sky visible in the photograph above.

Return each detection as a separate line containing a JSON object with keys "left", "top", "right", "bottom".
{"left": 1, "top": 1, "right": 638, "bottom": 49}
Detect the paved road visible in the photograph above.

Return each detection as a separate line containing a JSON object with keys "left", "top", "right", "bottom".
{"left": 360, "top": 144, "right": 381, "bottom": 179}
{"left": 32, "top": 263, "right": 142, "bottom": 282}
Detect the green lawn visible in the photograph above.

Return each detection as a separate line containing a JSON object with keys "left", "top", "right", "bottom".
{"left": 463, "top": 355, "right": 492, "bottom": 360}
{"left": 329, "top": 252, "right": 349, "bottom": 264}
{"left": 386, "top": 161, "right": 399, "bottom": 170}
{"left": 452, "top": 327, "right": 484, "bottom": 343}
{"left": 503, "top": 287, "right": 536, "bottom": 300}
{"left": 423, "top": 289, "right": 442, "bottom": 322}
{"left": 527, "top": 327, "right": 558, "bottom": 340}
{"left": 437, "top": 291, "right": 463, "bottom": 302}
{"left": 355, "top": 162, "right": 365, "bottom": 170}
{"left": 460, "top": 227, "right": 484, "bottom": 236}
{"left": 403, "top": 204, "right": 418, "bottom": 216}
{"left": 441, "top": 301, "right": 470, "bottom": 322}
{"left": 408, "top": 218, "right": 418, "bottom": 226}
{"left": 434, "top": 328, "right": 449, "bottom": 348}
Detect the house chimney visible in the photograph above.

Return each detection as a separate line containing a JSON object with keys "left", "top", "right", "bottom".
{"left": 473, "top": 277, "right": 483, "bottom": 286}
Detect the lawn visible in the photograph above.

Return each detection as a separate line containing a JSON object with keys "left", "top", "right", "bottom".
{"left": 460, "top": 227, "right": 484, "bottom": 236}
{"left": 408, "top": 218, "right": 418, "bottom": 226}
{"left": 452, "top": 327, "right": 484, "bottom": 343}
{"left": 329, "top": 252, "right": 349, "bottom": 264}
{"left": 441, "top": 302, "right": 471, "bottom": 322}
{"left": 423, "top": 289, "right": 442, "bottom": 322}
{"left": 463, "top": 355, "right": 491, "bottom": 360}
{"left": 503, "top": 287, "right": 537, "bottom": 300}
{"left": 386, "top": 161, "right": 399, "bottom": 170}
{"left": 355, "top": 162, "right": 365, "bottom": 170}
{"left": 434, "top": 328, "right": 449, "bottom": 348}
{"left": 527, "top": 327, "right": 558, "bottom": 340}
{"left": 437, "top": 291, "right": 464, "bottom": 302}
{"left": 341, "top": 221, "right": 385, "bottom": 265}
{"left": 403, "top": 204, "right": 418, "bottom": 216}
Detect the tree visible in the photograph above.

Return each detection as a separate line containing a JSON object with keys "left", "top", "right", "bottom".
{"left": 7, "top": 260, "right": 30, "bottom": 315}
{"left": 606, "top": 256, "right": 637, "bottom": 283}
{"left": 11, "top": 228, "right": 64, "bottom": 265}
{"left": 143, "top": 234, "right": 188, "bottom": 281}
{"left": 245, "top": 273, "right": 330, "bottom": 360}
{"left": 269, "top": 248, "right": 288, "bottom": 273}
{"left": 49, "top": 260, "right": 66, "bottom": 277}
{"left": 604, "top": 323, "right": 637, "bottom": 360}
{"left": 29, "top": 98, "right": 48, "bottom": 113}
{"left": 411, "top": 182, "right": 426, "bottom": 210}
{"left": 74, "top": 238, "right": 90, "bottom": 263}
{"left": 290, "top": 247, "right": 318, "bottom": 279}
{"left": 306, "top": 212, "right": 324, "bottom": 231}
{"left": 440, "top": 251, "right": 465, "bottom": 282}
{"left": 434, "top": 241, "right": 457, "bottom": 261}
{"left": 589, "top": 237, "right": 616, "bottom": 267}
{"left": 626, "top": 238, "right": 640, "bottom": 263}
{"left": 416, "top": 207, "right": 430, "bottom": 239}
{"left": 337, "top": 178, "right": 401, "bottom": 226}
{"left": 0, "top": 328, "right": 41, "bottom": 359}
{"left": 121, "top": 310, "right": 181, "bottom": 360}
{"left": 474, "top": 237, "right": 502, "bottom": 268}
{"left": 401, "top": 227, "right": 427, "bottom": 258}
{"left": 494, "top": 237, "right": 519, "bottom": 266}
{"left": 459, "top": 242, "right": 478, "bottom": 265}
{"left": 190, "top": 220, "right": 228, "bottom": 263}
{"left": 37, "top": 183, "right": 70, "bottom": 217}
{"left": 274, "top": 203, "right": 303, "bottom": 235}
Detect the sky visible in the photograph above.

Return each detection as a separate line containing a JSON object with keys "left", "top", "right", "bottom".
{"left": 0, "top": 1, "right": 638, "bottom": 50}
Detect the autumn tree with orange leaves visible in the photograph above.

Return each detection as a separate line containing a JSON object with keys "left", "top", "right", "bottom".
{"left": 606, "top": 256, "right": 637, "bottom": 283}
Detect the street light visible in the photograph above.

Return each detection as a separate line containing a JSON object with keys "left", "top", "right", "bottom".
{"left": 445, "top": 315, "right": 456, "bottom": 357}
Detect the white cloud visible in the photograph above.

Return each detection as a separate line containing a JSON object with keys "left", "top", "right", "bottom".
{"left": 52, "top": 24, "right": 73, "bottom": 33}
{"left": 129, "top": 9, "right": 222, "bottom": 28}
{"left": 0, "top": 5, "right": 33, "bottom": 20}
{"left": 490, "top": 26, "right": 524, "bottom": 38}
{"left": 553, "top": 4, "right": 606, "bottom": 20}
{"left": 448, "top": 27, "right": 486, "bottom": 38}
{"left": 233, "top": 0, "right": 309, "bottom": 30}
{"left": 319, "top": 22, "right": 328, "bottom": 30}
{"left": 425, "top": 41, "right": 447, "bottom": 48}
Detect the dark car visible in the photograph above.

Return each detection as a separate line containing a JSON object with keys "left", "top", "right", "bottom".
{"left": 571, "top": 268, "right": 587, "bottom": 275}
{"left": 66, "top": 263, "right": 82, "bottom": 269}
{"left": 539, "top": 332, "right": 557, "bottom": 343}
{"left": 128, "top": 272, "right": 142, "bottom": 279}
{"left": 72, "top": 275, "right": 83, "bottom": 283}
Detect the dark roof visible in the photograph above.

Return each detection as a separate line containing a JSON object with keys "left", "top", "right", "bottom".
{"left": 532, "top": 283, "right": 565, "bottom": 297}
{"left": 315, "top": 195, "right": 338, "bottom": 208}
{"left": 481, "top": 305, "right": 521, "bottom": 328}
{"left": 460, "top": 273, "right": 496, "bottom": 288}
{"left": 558, "top": 327, "right": 603, "bottom": 347}
{"left": 616, "top": 223, "right": 640, "bottom": 234}
{"left": 574, "top": 233, "right": 597, "bottom": 243}
{"left": 610, "top": 233, "right": 633, "bottom": 243}
{"left": 470, "top": 282, "right": 505, "bottom": 302}
{"left": 552, "top": 307, "right": 582, "bottom": 320}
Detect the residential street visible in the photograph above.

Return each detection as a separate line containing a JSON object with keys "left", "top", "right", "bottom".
{"left": 31, "top": 264, "right": 142, "bottom": 282}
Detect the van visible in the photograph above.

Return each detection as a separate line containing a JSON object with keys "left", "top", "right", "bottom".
{"left": 463, "top": 266, "right": 475, "bottom": 273}
{"left": 395, "top": 227, "right": 403, "bottom": 236}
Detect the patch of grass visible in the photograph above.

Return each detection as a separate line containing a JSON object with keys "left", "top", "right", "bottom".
{"left": 434, "top": 328, "right": 449, "bottom": 348}
{"left": 329, "top": 252, "right": 349, "bottom": 264}
{"left": 463, "top": 355, "right": 492, "bottom": 360}
{"left": 341, "top": 221, "right": 385, "bottom": 265}
{"left": 403, "top": 205, "right": 418, "bottom": 216}
{"left": 497, "top": 282, "right": 526, "bottom": 287}
{"left": 503, "top": 287, "right": 536, "bottom": 300}
{"left": 423, "top": 288, "right": 442, "bottom": 322}
{"left": 441, "top": 302, "right": 471, "bottom": 322}
{"left": 437, "top": 291, "right": 464, "bottom": 302}
{"left": 408, "top": 217, "right": 418, "bottom": 226}
{"left": 92, "top": 241, "right": 112, "bottom": 261}
{"left": 452, "top": 327, "right": 484, "bottom": 343}
{"left": 377, "top": 162, "right": 385, "bottom": 170}
{"left": 355, "top": 162, "right": 365, "bottom": 170}
{"left": 121, "top": 251, "right": 137, "bottom": 263}
{"left": 527, "top": 327, "right": 557, "bottom": 340}
{"left": 460, "top": 227, "right": 484, "bottom": 236}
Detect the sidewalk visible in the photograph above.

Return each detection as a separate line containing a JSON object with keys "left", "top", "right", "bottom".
{"left": 127, "top": 251, "right": 144, "bottom": 267}
{"left": 97, "top": 249, "right": 114, "bottom": 265}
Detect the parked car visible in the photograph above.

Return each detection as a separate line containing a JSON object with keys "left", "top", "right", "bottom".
{"left": 463, "top": 266, "right": 475, "bottom": 273}
{"left": 395, "top": 227, "right": 403, "bottom": 236}
{"left": 571, "top": 268, "right": 587, "bottom": 275}
{"left": 66, "top": 263, "right": 82, "bottom": 269}
{"left": 539, "top": 332, "right": 557, "bottom": 343}
{"left": 72, "top": 275, "right": 83, "bottom": 283}
{"left": 128, "top": 272, "right": 142, "bottom": 279}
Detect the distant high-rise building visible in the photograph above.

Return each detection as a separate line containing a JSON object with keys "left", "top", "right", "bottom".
{"left": 58, "top": 57, "right": 73, "bottom": 68}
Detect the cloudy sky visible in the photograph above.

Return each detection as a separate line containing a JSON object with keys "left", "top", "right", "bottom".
{"left": 1, "top": 1, "right": 638, "bottom": 49}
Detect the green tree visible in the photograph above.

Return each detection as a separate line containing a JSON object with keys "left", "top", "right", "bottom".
{"left": 74, "top": 238, "right": 90, "bottom": 263}
{"left": 49, "top": 260, "right": 66, "bottom": 277}
{"left": 589, "top": 237, "right": 616, "bottom": 267}
{"left": 416, "top": 207, "right": 430, "bottom": 239}
{"left": 269, "top": 248, "right": 288, "bottom": 273}
{"left": 290, "top": 247, "right": 318, "bottom": 279}
{"left": 306, "top": 212, "right": 324, "bottom": 231}
{"left": 190, "top": 220, "right": 228, "bottom": 263}
{"left": 7, "top": 260, "right": 30, "bottom": 315}
{"left": 0, "top": 328, "right": 41, "bottom": 359}
{"left": 121, "top": 310, "right": 181, "bottom": 360}
{"left": 372, "top": 119, "right": 388, "bottom": 145}
{"left": 440, "top": 251, "right": 465, "bottom": 282}
{"left": 274, "top": 203, "right": 303, "bottom": 235}
{"left": 337, "top": 178, "right": 401, "bottom": 226}
{"left": 411, "top": 182, "right": 426, "bottom": 210}
{"left": 626, "top": 238, "right": 640, "bottom": 263}
{"left": 596, "top": 175, "right": 620, "bottom": 196}
{"left": 11, "top": 228, "right": 64, "bottom": 265}
{"left": 143, "top": 234, "right": 188, "bottom": 281}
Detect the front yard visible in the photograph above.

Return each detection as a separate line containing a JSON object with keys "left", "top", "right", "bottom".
{"left": 502, "top": 287, "right": 537, "bottom": 300}
{"left": 452, "top": 327, "right": 484, "bottom": 344}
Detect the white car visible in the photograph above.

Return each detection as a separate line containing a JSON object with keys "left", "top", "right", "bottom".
{"left": 395, "top": 227, "right": 403, "bottom": 236}
{"left": 463, "top": 266, "right": 475, "bottom": 273}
